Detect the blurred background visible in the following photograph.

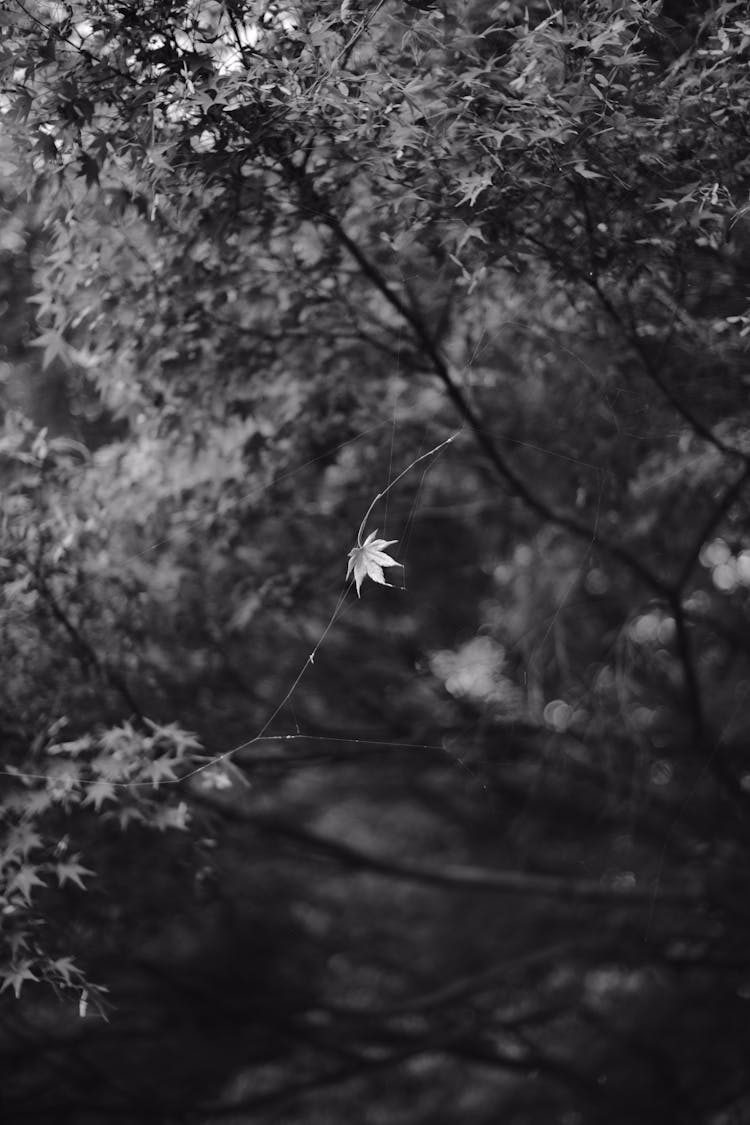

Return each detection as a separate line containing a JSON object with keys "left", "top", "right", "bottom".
{"left": 2, "top": 1, "right": 750, "bottom": 1122}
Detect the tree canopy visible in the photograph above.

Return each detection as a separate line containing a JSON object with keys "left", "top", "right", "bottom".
{"left": 2, "top": 1, "right": 750, "bottom": 1122}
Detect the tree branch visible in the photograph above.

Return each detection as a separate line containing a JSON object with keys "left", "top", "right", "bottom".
{"left": 282, "top": 163, "right": 669, "bottom": 596}
{"left": 34, "top": 569, "right": 143, "bottom": 720}
{"left": 670, "top": 593, "right": 750, "bottom": 818}
{"left": 193, "top": 792, "right": 704, "bottom": 907}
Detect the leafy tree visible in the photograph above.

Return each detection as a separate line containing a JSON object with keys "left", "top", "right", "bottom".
{"left": 1, "top": 0, "right": 750, "bottom": 1122}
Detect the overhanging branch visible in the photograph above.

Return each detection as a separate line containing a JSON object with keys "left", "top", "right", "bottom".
{"left": 194, "top": 791, "right": 704, "bottom": 907}
{"left": 281, "top": 160, "right": 668, "bottom": 596}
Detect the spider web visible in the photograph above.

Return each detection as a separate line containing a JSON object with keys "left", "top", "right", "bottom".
{"left": 2, "top": 335, "right": 734, "bottom": 842}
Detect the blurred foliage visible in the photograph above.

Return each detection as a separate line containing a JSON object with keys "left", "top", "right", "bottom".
{"left": 1, "top": 0, "right": 750, "bottom": 1122}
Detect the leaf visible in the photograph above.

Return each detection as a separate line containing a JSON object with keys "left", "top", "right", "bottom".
{"left": 143, "top": 718, "right": 201, "bottom": 758}
{"left": 572, "top": 162, "right": 605, "bottom": 181}
{"left": 30, "top": 329, "right": 69, "bottom": 370}
{"left": 0, "top": 960, "right": 39, "bottom": 998}
{"left": 78, "top": 152, "right": 99, "bottom": 187}
{"left": 83, "top": 778, "right": 116, "bottom": 810}
{"left": 1, "top": 825, "right": 42, "bottom": 864}
{"left": 454, "top": 170, "right": 494, "bottom": 208}
{"left": 55, "top": 859, "right": 94, "bottom": 890}
{"left": 346, "top": 530, "right": 402, "bottom": 597}
{"left": 153, "top": 801, "right": 190, "bottom": 830}
{"left": 8, "top": 865, "right": 46, "bottom": 904}
{"left": 113, "top": 807, "right": 145, "bottom": 830}
{"left": 143, "top": 755, "right": 178, "bottom": 788}
{"left": 50, "top": 956, "right": 81, "bottom": 985}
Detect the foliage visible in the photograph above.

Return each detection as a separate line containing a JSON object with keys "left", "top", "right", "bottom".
{"left": 0, "top": 0, "right": 750, "bottom": 1122}
{"left": 346, "top": 530, "right": 401, "bottom": 595}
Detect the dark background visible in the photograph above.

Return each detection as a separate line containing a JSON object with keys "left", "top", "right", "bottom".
{"left": 2, "top": 1, "right": 750, "bottom": 1122}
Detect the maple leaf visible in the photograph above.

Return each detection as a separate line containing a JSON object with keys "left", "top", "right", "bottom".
{"left": 143, "top": 755, "right": 178, "bottom": 788}
{"left": 55, "top": 859, "right": 95, "bottom": 890}
{"left": 454, "top": 169, "right": 494, "bottom": 208}
{"left": 346, "top": 530, "right": 402, "bottom": 597}
{"left": 30, "top": 328, "right": 69, "bottom": 370}
{"left": 50, "top": 956, "right": 82, "bottom": 985}
{"left": 1, "top": 825, "right": 43, "bottom": 862}
{"left": 83, "top": 778, "right": 116, "bottom": 810}
{"left": 8, "top": 865, "right": 46, "bottom": 904}
{"left": 0, "top": 960, "right": 39, "bottom": 998}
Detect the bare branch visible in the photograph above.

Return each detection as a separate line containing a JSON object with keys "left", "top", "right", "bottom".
{"left": 194, "top": 793, "right": 704, "bottom": 907}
